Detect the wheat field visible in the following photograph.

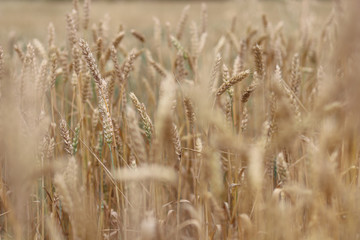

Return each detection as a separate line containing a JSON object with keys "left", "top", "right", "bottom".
{"left": 0, "top": 0, "right": 359, "bottom": 239}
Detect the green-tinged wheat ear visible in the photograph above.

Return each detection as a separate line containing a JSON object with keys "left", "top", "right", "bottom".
{"left": 129, "top": 92, "right": 153, "bottom": 139}
{"left": 100, "top": 97, "right": 114, "bottom": 144}
{"left": 72, "top": 123, "right": 80, "bottom": 155}
{"left": 170, "top": 35, "right": 188, "bottom": 59}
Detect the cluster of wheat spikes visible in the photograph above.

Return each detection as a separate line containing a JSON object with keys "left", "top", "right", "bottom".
{"left": 0, "top": 0, "right": 360, "bottom": 239}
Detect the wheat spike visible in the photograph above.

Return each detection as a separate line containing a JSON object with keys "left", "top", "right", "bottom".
{"left": 253, "top": 44, "right": 264, "bottom": 80}
{"left": 59, "top": 119, "right": 73, "bottom": 156}
{"left": 290, "top": 53, "right": 300, "bottom": 96}
{"left": 241, "top": 74, "right": 259, "bottom": 103}
{"left": 66, "top": 13, "right": 78, "bottom": 48}
{"left": 131, "top": 29, "right": 146, "bottom": 43}
{"left": 216, "top": 70, "right": 250, "bottom": 97}
{"left": 126, "top": 106, "right": 147, "bottom": 164}
{"left": 176, "top": 5, "right": 190, "bottom": 40}
{"left": 48, "top": 22, "right": 56, "bottom": 48}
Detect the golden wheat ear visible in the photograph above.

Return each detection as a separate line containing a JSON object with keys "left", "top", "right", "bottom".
{"left": 59, "top": 119, "right": 73, "bottom": 156}
{"left": 216, "top": 70, "right": 250, "bottom": 97}
{"left": 176, "top": 5, "right": 190, "bottom": 41}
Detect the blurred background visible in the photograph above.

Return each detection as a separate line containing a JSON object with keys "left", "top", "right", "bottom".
{"left": 0, "top": 0, "right": 333, "bottom": 1}
{"left": 0, "top": 0, "right": 332, "bottom": 45}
